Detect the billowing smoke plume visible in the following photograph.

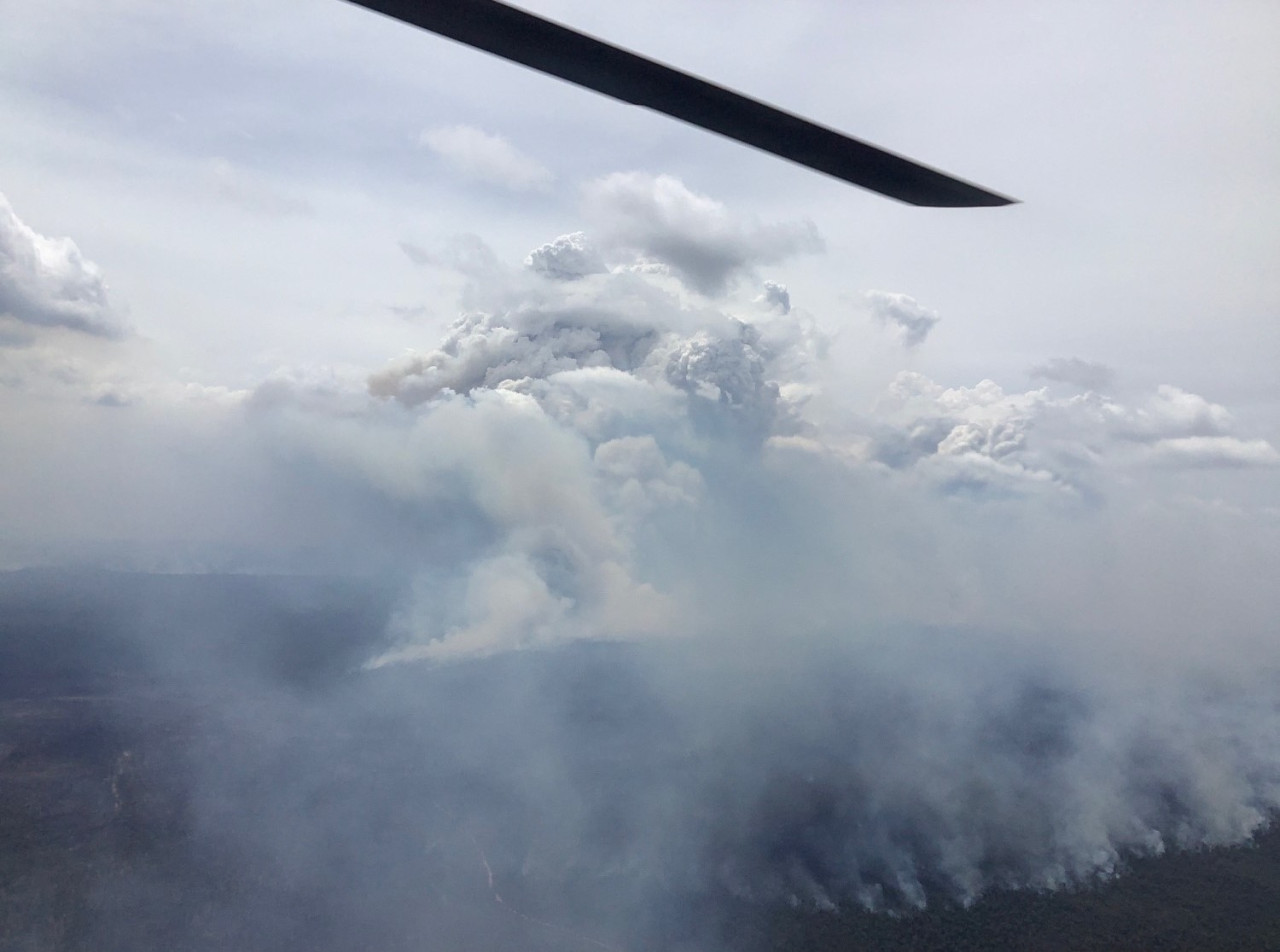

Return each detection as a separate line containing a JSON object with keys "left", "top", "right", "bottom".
{"left": 221, "top": 177, "right": 1280, "bottom": 915}
{"left": 3, "top": 178, "right": 1279, "bottom": 945}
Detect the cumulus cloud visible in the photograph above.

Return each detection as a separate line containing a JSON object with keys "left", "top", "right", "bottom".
{"left": 584, "top": 172, "right": 823, "bottom": 296}
{"left": 866, "top": 372, "right": 1060, "bottom": 494}
{"left": 866, "top": 290, "right": 940, "bottom": 347}
{"left": 419, "top": 125, "right": 553, "bottom": 192}
{"left": 1030, "top": 356, "right": 1115, "bottom": 391}
{"left": 1109, "top": 384, "right": 1234, "bottom": 441}
{"left": 866, "top": 373, "right": 1280, "bottom": 496}
{"left": 525, "top": 231, "right": 606, "bottom": 280}
{"left": 0, "top": 193, "right": 124, "bottom": 338}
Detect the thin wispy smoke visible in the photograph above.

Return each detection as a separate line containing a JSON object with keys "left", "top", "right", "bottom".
{"left": 420, "top": 125, "right": 554, "bottom": 192}
{"left": 1030, "top": 356, "right": 1115, "bottom": 392}
{"left": 866, "top": 290, "right": 939, "bottom": 348}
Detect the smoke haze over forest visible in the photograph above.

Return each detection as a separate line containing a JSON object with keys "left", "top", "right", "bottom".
{"left": 2, "top": 1, "right": 1279, "bottom": 947}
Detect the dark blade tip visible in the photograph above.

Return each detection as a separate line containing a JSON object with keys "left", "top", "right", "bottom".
{"left": 916, "top": 190, "right": 1020, "bottom": 209}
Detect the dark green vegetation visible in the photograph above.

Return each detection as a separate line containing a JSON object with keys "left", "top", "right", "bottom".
{"left": 5, "top": 690, "right": 1278, "bottom": 951}
{"left": 717, "top": 831, "right": 1280, "bottom": 951}
{"left": 0, "top": 695, "right": 588, "bottom": 952}
{"left": 2, "top": 569, "right": 1278, "bottom": 951}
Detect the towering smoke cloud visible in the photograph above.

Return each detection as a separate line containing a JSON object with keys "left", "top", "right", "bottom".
{"left": 212, "top": 175, "right": 1280, "bottom": 920}
{"left": 3, "top": 178, "right": 1279, "bottom": 947}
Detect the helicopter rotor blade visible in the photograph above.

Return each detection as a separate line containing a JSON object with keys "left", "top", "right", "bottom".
{"left": 341, "top": 0, "right": 1016, "bottom": 207}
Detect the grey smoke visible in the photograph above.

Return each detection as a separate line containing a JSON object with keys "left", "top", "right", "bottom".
{"left": 366, "top": 308, "right": 663, "bottom": 407}
{"left": 866, "top": 290, "right": 939, "bottom": 347}
{"left": 584, "top": 172, "right": 823, "bottom": 296}
{"left": 398, "top": 240, "right": 433, "bottom": 266}
{"left": 757, "top": 280, "right": 791, "bottom": 314}
{"left": 1030, "top": 356, "right": 1115, "bottom": 392}
{"left": 4, "top": 177, "right": 1279, "bottom": 948}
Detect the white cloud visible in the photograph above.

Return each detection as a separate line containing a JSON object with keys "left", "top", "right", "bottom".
{"left": 525, "top": 231, "right": 606, "bottom": 280}
{"left": 869, "top": 372, "right": 1060, "bottom": 493}
{"left": 1108, "top": 384, "right": 1235, "bottom": 442}
{"left": 0, "top": 193, "right": 124, "bottom": 338}
{"left": 584, "top": 173, "right": 823, "bottom": 296}
{"left": 869, "top": 372, "right": 1280, "bottom": 490}
{"left": 419, "top": 125, "right": 553, "bottom": 192}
